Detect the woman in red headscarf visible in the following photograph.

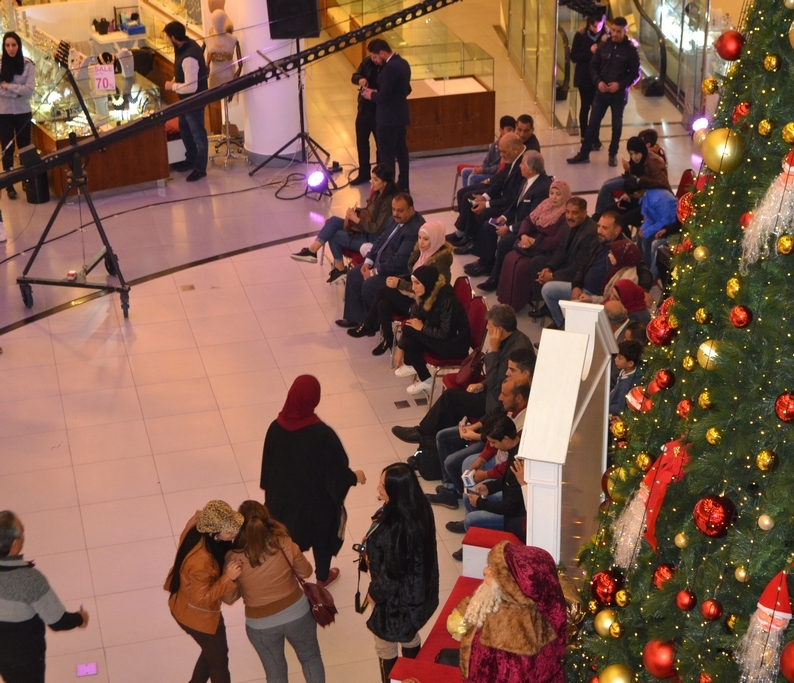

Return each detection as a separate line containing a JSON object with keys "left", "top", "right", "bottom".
{"left": 260, "top": 375, "right": 366, "bottom": 588}
{"left": 577, "top": 239, "right": 643, "bottom": 305}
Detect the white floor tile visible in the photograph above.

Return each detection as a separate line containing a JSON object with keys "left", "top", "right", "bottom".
{"left": 0, "top": 467, "right": 78, "bottom": 513}
{"left": 74, "top": 456, "right": 162, "bottom": 505}
{"left": 0, "top": 430, "right": 71, "bottom": 474}
{"left": 81, "top": 495, "right": 172, "bottom": 548}
{"left": 96, "top": 586, "right": 184, "bottom": 647}
{"left": 154, "top": 444, "right": 243, "bottom": 493}
{"left": 88, "top": 537, "right": 177, "bottom": 596}
{"left": 67, "top": 420, "right": 153, "bottom": 465}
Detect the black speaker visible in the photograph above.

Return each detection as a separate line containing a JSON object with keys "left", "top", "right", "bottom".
{"left": 266, "top": 0, "right": 320, "bottom": 39}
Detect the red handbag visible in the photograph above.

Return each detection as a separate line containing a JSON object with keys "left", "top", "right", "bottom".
{"left": 280, "top": 549, "right": 338, "bottom": 627}
{"left": 453, "top": 348, "right": 485, "bottom": 388}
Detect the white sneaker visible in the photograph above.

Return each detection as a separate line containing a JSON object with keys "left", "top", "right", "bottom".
{"left": 407, "top": 378, "right": 433, "bottom": 395}
{"left": 395, "top": 364, "right": 415, "bottom": 378}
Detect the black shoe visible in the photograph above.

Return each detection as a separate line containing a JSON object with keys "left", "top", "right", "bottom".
{"left": 392, "top": 425, "right": 422, "bottom": 443}
{"left": 7, "top": 186, "right": 17, "bottom": 199}
{"left": 476, "top": 277, "right": 498, "bottom": 292}
{"left": 453, "top": 240, "right": 475, "bottom": 255}
{"left": 446, "top": 232, "right": 466, "bottom": 245}
{"left": 446, "top": 520, "right": 466, "bottom": 534}
{"left": 169, "top": 160, "right": 192, "bottom": 171}
{"left": 335, "top": 319, "right": 358, "bottom": 328}
{"left": 609, "top": 155, "right": 618, "bottom": 167}
{"left": 592, "top": 140, "right": 603, "bottom": 151}
{"left": 452, "top": 548, "right": 463, "bottom": 561}
{"left": 528, "top": 304, "right": 550, "bottom": 319}
{"left": 427, "top": 489, "right": 459, "bottom": 509}
{"left": 327, "top": 266, "right": 347, "bottom": 284}
{"left": 465, "top": 262, "right": 490, "bottom": 277}
{"left": 406, "top": 454, "right": 419, "bottom": 471}
{"left": 291, "top": 247, "right": 318, "bottom": 263}
{"left": 347, "top": 324, "right": 376, "bottom": 338}
{"left": 186, "top": 170, "right": 207, "bottom": 182}
{"left": 463, "top": 260, "right": 482, "bottom": 276}
{"left": 372, "top": 339, "right": 390, "bottom": 356}
{"left": 436, "top": 484, "right": 447, "bottom": 493}
{"left": 567, "top": 152, "right": 590, "bottom": 164}
{"left": 349, "top": 174, "right": 370, "bottom": 186}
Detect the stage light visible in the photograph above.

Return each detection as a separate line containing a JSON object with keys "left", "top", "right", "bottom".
{"left": 692, "top": 116, "right": 709, "bottom": 131}
{"left": 306, "top": 169, "right": 331, "bottom": 197}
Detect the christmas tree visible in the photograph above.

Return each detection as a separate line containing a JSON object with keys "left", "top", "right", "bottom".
{"left": 567, "top": 6, "right": 794, "bottom": 683}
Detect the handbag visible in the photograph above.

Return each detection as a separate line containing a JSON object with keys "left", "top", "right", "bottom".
{"left": 453, "top": 348, "right": 485, "bottom": 389}
{"left": 280, "top": 548, "right": 338, "bottom": 627}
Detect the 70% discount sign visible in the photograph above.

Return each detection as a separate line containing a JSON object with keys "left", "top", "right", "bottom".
{"left": 93, "top": 64, "right": 115, "bottom": 91}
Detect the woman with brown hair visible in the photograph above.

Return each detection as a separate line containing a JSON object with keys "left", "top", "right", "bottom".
{"left": 223, "top": 500, "right": 325, "bottom": 683}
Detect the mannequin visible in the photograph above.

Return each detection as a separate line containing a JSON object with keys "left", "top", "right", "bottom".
{"left": 204, "top": 9, "right": 241, "bottom": 91}
{"left": 207, "top": 0, "right": 235, "bottom": 32}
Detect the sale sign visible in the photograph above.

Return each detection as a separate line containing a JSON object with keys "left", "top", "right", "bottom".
{"left": 93, "top": 64, "right": 115, "bottom": 91}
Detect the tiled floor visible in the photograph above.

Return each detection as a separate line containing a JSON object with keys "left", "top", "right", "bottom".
{"left": 0, "top": 4, "right": 696, "bottom": 681}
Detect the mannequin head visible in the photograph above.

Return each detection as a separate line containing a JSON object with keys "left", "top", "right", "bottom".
{"left": 210, "top": 9, "right": 232, "bottom": 35}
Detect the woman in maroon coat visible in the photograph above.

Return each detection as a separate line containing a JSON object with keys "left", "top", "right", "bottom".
{"left": 497, "top": 180, "right": 571, "bottom": 313}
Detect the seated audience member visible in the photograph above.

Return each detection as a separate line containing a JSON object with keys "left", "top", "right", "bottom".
{"left": 492, "top": 180, "right": 571, "bottom": 303}
{"left": 576, "top": 240, "right": 643, "bottom": 305}
{"left": 392, "top": 304, "right": 533, "bottom": 448}
{"left": 605, "top": 300, "right": 630, "bottom": 341}
{"left": 594, "top": 136, "right": 670, "bottom": 218}
{"left": 450, "top": 134, "right": 527, "bottom": 253}
{"left": 452, "top": 543, "right": 567, "bottom": 683}
{"left": 515, "top": 113, "right": 541, "bottom": 153}
{"left": 622, "top": 176, "right": 679, "bottom": 274}
{"left": 612, "top": 279, "right": 651, "bottom": 324}
{"left": 446, "top": 416, "right": 525, "bottom": 544}
{"left": 540, "top": 212, "right": 652, "bottom": 330}
{"left": 461, "top": 115, "right": 516, "bottom": 188}
{"left": 638, "top": 127, "right": 667, "bottom": 166}
{"left": 292, "top": 163, "right": 399, "bottom": 283}
{"left": 428, "top": 375, "right": 530, "bottom": 509}
{"left": 464, "top": 151, "right": 552, "bottom": 280}
{"left": 347, "top": 221, "right": 452, "bottom": 354}
{"left": 624, "top": 320, "right": 647, "bottom": 345}
{"left": 531, "top": 197, "right": 598, "bottom": 318}
{"left": 393, "top": 265, "right": 471, "bottom": 395}
{"left": 609, "top": 339, "right": 644, "bottom": 416}
{"left": 335, "top": 193, "right": 424, "bottom": 328}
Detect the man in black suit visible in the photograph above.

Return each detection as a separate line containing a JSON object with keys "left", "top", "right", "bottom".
{"left": 451, "top": 133, "right": 526, "bottom": 255}
{"left": 335, "top": 193, "right": 424, "bottom": 327}
{"left": 361, "top": 39, "right": 412, "bottom": 191}
{"left": 350, "top": 55, "right": 382, "bottom": 186}
{"left": 468, "top": 151, "right": 553, "bottom": 288}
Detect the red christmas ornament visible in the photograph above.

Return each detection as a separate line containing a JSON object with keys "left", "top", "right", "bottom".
{"left": 732, "top": 101, "right": 751, "bottom": 125}
{"left": 653, "top": 564, "right": 677, "bottom": 590}
{"left": 626, "top": 385, "right": 648, "bottom": 412}
{"left": 729, "top": 305, "right": 753, "bottom": 328}
{"left": 588, "top": 677, "right": 600, "bottom": 683}
{"left": 776, "top": 392, "right": 794, "bottom": 422}
{"left": 642, "top": 640, "right": 677, "bottom": 679}
{"left": 641, "top": 396, "right": 655, "bottom": 413}
{"left": 699, "top": 674, "right": 713, "bottom": 683}
{"left": 655, "top": 369, "right": 676, "bottom": 389}
{"left": 739, "top": 210, "right": 753, "bottom": 228}
{"left": 673, "top": 237, "right": 694, "bottom": 255}
{"left": 693, "top": 495, "right": 735, "bottom": 537}
{"left": 601, "top": 467, "right": 613, "bottom": 497}
{"left": 714, "top": 30, "right": 745, "bottom": 60}
{"left": 780, "top": 640, "right": 794, "bottom": 682}
{"left": 676, "top": 588, "right": 698, "bottom": 611}
{"left": 591, "top": 569, "right": 625, "bottom": 605}
{"left": 677, "top": 399, "right": 693, "bottom": 419}
{"left": 700, "top": 598, "right": 724, "bottom": 621}
{"left": 647, "top": 380, "right": 661, "bottom": 396}
{"left": 677, "top": 192, "right": 696, "bottom": 223}
{"left": 647, "top": 316, "right": 677, "bottom": 347}
{"left": 659, "top": 297, "right": 676, "bottom": 316}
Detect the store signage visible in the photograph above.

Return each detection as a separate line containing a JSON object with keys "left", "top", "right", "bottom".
{"left": 93, "top": 64, "right": 114, "bottom": 91}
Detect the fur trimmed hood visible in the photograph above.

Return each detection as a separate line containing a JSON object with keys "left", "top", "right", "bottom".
{"left": 419, "top": 275, "right": 448, "bottom": 311}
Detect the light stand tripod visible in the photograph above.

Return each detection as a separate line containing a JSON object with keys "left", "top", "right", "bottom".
{"left": 248, "top": 39, "right": 336, "bottom": 193}
{"left": 210, "top": 96, "right": 246, "bottom": 169}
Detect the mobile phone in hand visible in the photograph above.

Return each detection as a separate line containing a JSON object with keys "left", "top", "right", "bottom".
{"left": 488, "top": 217, "right": 503, "bottom": 227}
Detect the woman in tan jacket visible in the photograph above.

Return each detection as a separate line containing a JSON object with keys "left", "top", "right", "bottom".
{"left": 223, "top": 500, "right": 325, "bottom": 683}
{"left": 165, "top": 500, "right": 243, "bottom": 683}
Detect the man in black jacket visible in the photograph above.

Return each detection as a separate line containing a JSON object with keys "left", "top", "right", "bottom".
{"left": 570, "top": 14, "right": 607, "bottom": 151}
{"left": 350, "top": 55, "right": 382, "bottom": 186}
{"left": 540, "top": 210, "right": 651, "bottom": 328}
{"left": 530, "top": 197, "right": 598, "bottom": 314}
{"left": 336, "top": 194, "right": 424, "bottom": 326}
{"left": 567, "top": 17, "right": 640, "bottom": 167}
{"left": 361, "top": 39, "right": 412, "bottom": 191}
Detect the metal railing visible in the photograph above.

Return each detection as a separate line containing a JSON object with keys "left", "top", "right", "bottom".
{"left": 632, "top": 0, "right": 667, "bottom": 97}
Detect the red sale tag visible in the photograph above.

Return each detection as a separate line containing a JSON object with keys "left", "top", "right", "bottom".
{"left": 93, "top": 64, "right": 115, "bottom": 91}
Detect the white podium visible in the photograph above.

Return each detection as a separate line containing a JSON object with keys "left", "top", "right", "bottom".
{"left": 518, "top": 301, "right": 617, "bottom": 569}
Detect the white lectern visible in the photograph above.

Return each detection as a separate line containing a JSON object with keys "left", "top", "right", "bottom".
{"left": 518, "top": 301, "right": 618, "bottom": 569}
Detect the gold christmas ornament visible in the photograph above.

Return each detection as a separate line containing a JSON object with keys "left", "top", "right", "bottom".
{"left": 698, "top": 340, "right": 721, "bottom": 370}
{"left": 701, "top": 77, "right": 719, "bottom": 94}
{"left": 765, "top": 53, "right": 782, "bottom": 71}
{"left": 693, "top": 129, "right": 709, "bottom": 147}
{"left": 594, "top": 608, "right": 618, "bottom": 637}
{"left": 735, "top": 566, "right": 749, "bottom": 582}
{"left": 588, "top": 599, "right": 599, "bottom": 614}
{"left": 636, "top": 452, "right": 653, "bottom": 472}
{"left": 611, "top": 420, "right": 629, "bottom": 439}
{"left": 669, "top": 314, "right": 680, "bottom": 329}
{"left": 609, "top": 621, "right": 624, "bottom": 638}
{"left": 446, "top": 608, "right": 467, "bottom": 640}
{"left": 702, "top": 128, "right": 745, "bottom": 173}
{"left": 699, "top": 391, "right": 714, "bottom": 409}
{"left": 683, "top": 355, "right": 697, "bottom": 372}
{"left": 599, "top": 663, "right": 634, "bottom": 683}
{"left": 726, "top": 277, "right": 741, "bottom": 298}
{"left": 695, "top": 307, "right": 712, "bottom": 324}
{"left": 606, "top": 467, "right": 629, "bottom": 504}
{"left": 758, "top": 119, "right": 774, "bottom": 137}
{"left": 756, "top": 448, "right": 777, "bottom": 471}
{"left": 675, "top": 531, "right": 689, "bottom": 548}
{"left": 784, "top": 122, "right": 794, "bottom": 145}
{"left": 706, "top": 427, "right": 722, "bottom": 445}
{"left": 786, "top": 0, "right": 794, "bottom": 9}
{"left": 758, "top": 514, "right": 775, "bottom": 531}
{"left": 693, "top": 246, "right": 710, "bottom": 262}
{"left": 615, "top": 589, "right": 632, "bottom": 608}
{"left": 778, "top": 234, "right": 794, "bottom": 254}
{"left": 727, "top": 614, "right": 739, "bottom": 630}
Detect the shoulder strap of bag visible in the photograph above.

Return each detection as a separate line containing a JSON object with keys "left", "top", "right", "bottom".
{"left": 279, "top": 547, "right": 306, "bottom": 587}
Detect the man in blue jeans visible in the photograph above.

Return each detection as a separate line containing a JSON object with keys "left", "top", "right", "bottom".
{"left": 164, "top": 21, "right": 209, "bottom": 182}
